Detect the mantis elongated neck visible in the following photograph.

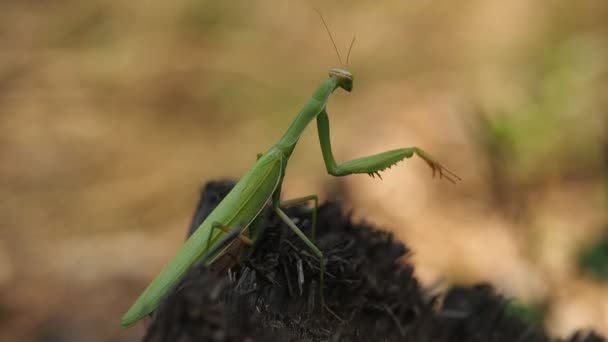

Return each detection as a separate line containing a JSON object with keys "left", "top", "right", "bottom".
{"left": 275, "top": 77, "right": 339, "bottom": 155}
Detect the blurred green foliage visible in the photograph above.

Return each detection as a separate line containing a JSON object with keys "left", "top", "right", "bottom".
{"left": 506, "top": 299, "right": 547, "bottom": 327}
{"left": 578, "top": 231, "right": 608, "bottom": 280}
{"left": 478, "top": 35, "right": 603, "bottom": 184}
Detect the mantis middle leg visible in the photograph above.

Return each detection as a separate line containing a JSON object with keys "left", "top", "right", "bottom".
{"left": 273, "top": 205, "right": 341, "bottom": 320}
{"left": 281, "top": 194, "right": 318, "bottom": 240}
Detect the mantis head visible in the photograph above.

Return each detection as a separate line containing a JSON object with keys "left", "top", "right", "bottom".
{"left": 315, "top": 10, "right": 355, "bottom": 93}
{"left": 329, "top": 68, "right": 353, "bottom": 92}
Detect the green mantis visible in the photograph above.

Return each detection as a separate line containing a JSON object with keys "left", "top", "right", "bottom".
{"left": 121, "top": 16, "right": 459, "bottom": 327}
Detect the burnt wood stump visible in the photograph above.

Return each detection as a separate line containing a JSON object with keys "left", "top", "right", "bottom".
{"left": 142, "top": 181, "right": 604, "bottom": 342}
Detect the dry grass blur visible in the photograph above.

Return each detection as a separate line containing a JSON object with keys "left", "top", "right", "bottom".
{"left": 0, "top": 1, "right": 606, "bottom": 341}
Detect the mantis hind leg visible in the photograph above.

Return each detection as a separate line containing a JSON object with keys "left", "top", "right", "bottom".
{"left": 202, "top": 222, "right": 253, "bottom": 268}
{"left": 273, "top": 207, "right": 341, "bottom": 321}
{"left": 239, "top": 215, "right": 267, "bottom": 261}
{"left": 208, "top": 222, "right": 253, "bottom": 250}
{"left": 281, "top": 194, "right": 318, "bottom": 240}
{"left": 198, "top": 223, "right": 243, "bottom": 266}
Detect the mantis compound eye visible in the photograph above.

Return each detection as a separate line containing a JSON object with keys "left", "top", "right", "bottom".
{"left": 329, "top": 68, "right": 353, "bottom": 92}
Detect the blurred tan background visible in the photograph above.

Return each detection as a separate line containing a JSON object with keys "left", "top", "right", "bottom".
{"left": 0, "top": 1, "right": 606, "bottom": 341}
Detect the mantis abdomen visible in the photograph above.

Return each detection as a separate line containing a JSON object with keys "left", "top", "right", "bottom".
{"left": 121, "top": 151, "right": 283, "bottom": 326}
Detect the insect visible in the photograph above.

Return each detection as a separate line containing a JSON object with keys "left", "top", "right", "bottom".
{"left": 121, "top": 12, "right": 459, "bottom": 327}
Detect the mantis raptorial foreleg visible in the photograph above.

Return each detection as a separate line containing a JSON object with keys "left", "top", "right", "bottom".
{"left": 281, "top": 195, "right": 319, "bottom": 240}
{"left": 317, "top": 109, "right": 460, "bottom": 183}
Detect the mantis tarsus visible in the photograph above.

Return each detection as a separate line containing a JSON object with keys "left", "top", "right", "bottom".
{"left": 121, "top": 14, "right": 460, "bottom": 327}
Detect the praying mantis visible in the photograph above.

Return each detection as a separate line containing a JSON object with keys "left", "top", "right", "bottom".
{"left": 121, "top": 13, "right": 459, "bottom": 327}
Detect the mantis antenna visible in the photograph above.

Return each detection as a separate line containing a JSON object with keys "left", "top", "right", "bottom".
{"left": 314, "top": 9, "right": 343, "bottom": 66}
{"left": 346, "top": 36, "right": 356, "bottom": 68}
